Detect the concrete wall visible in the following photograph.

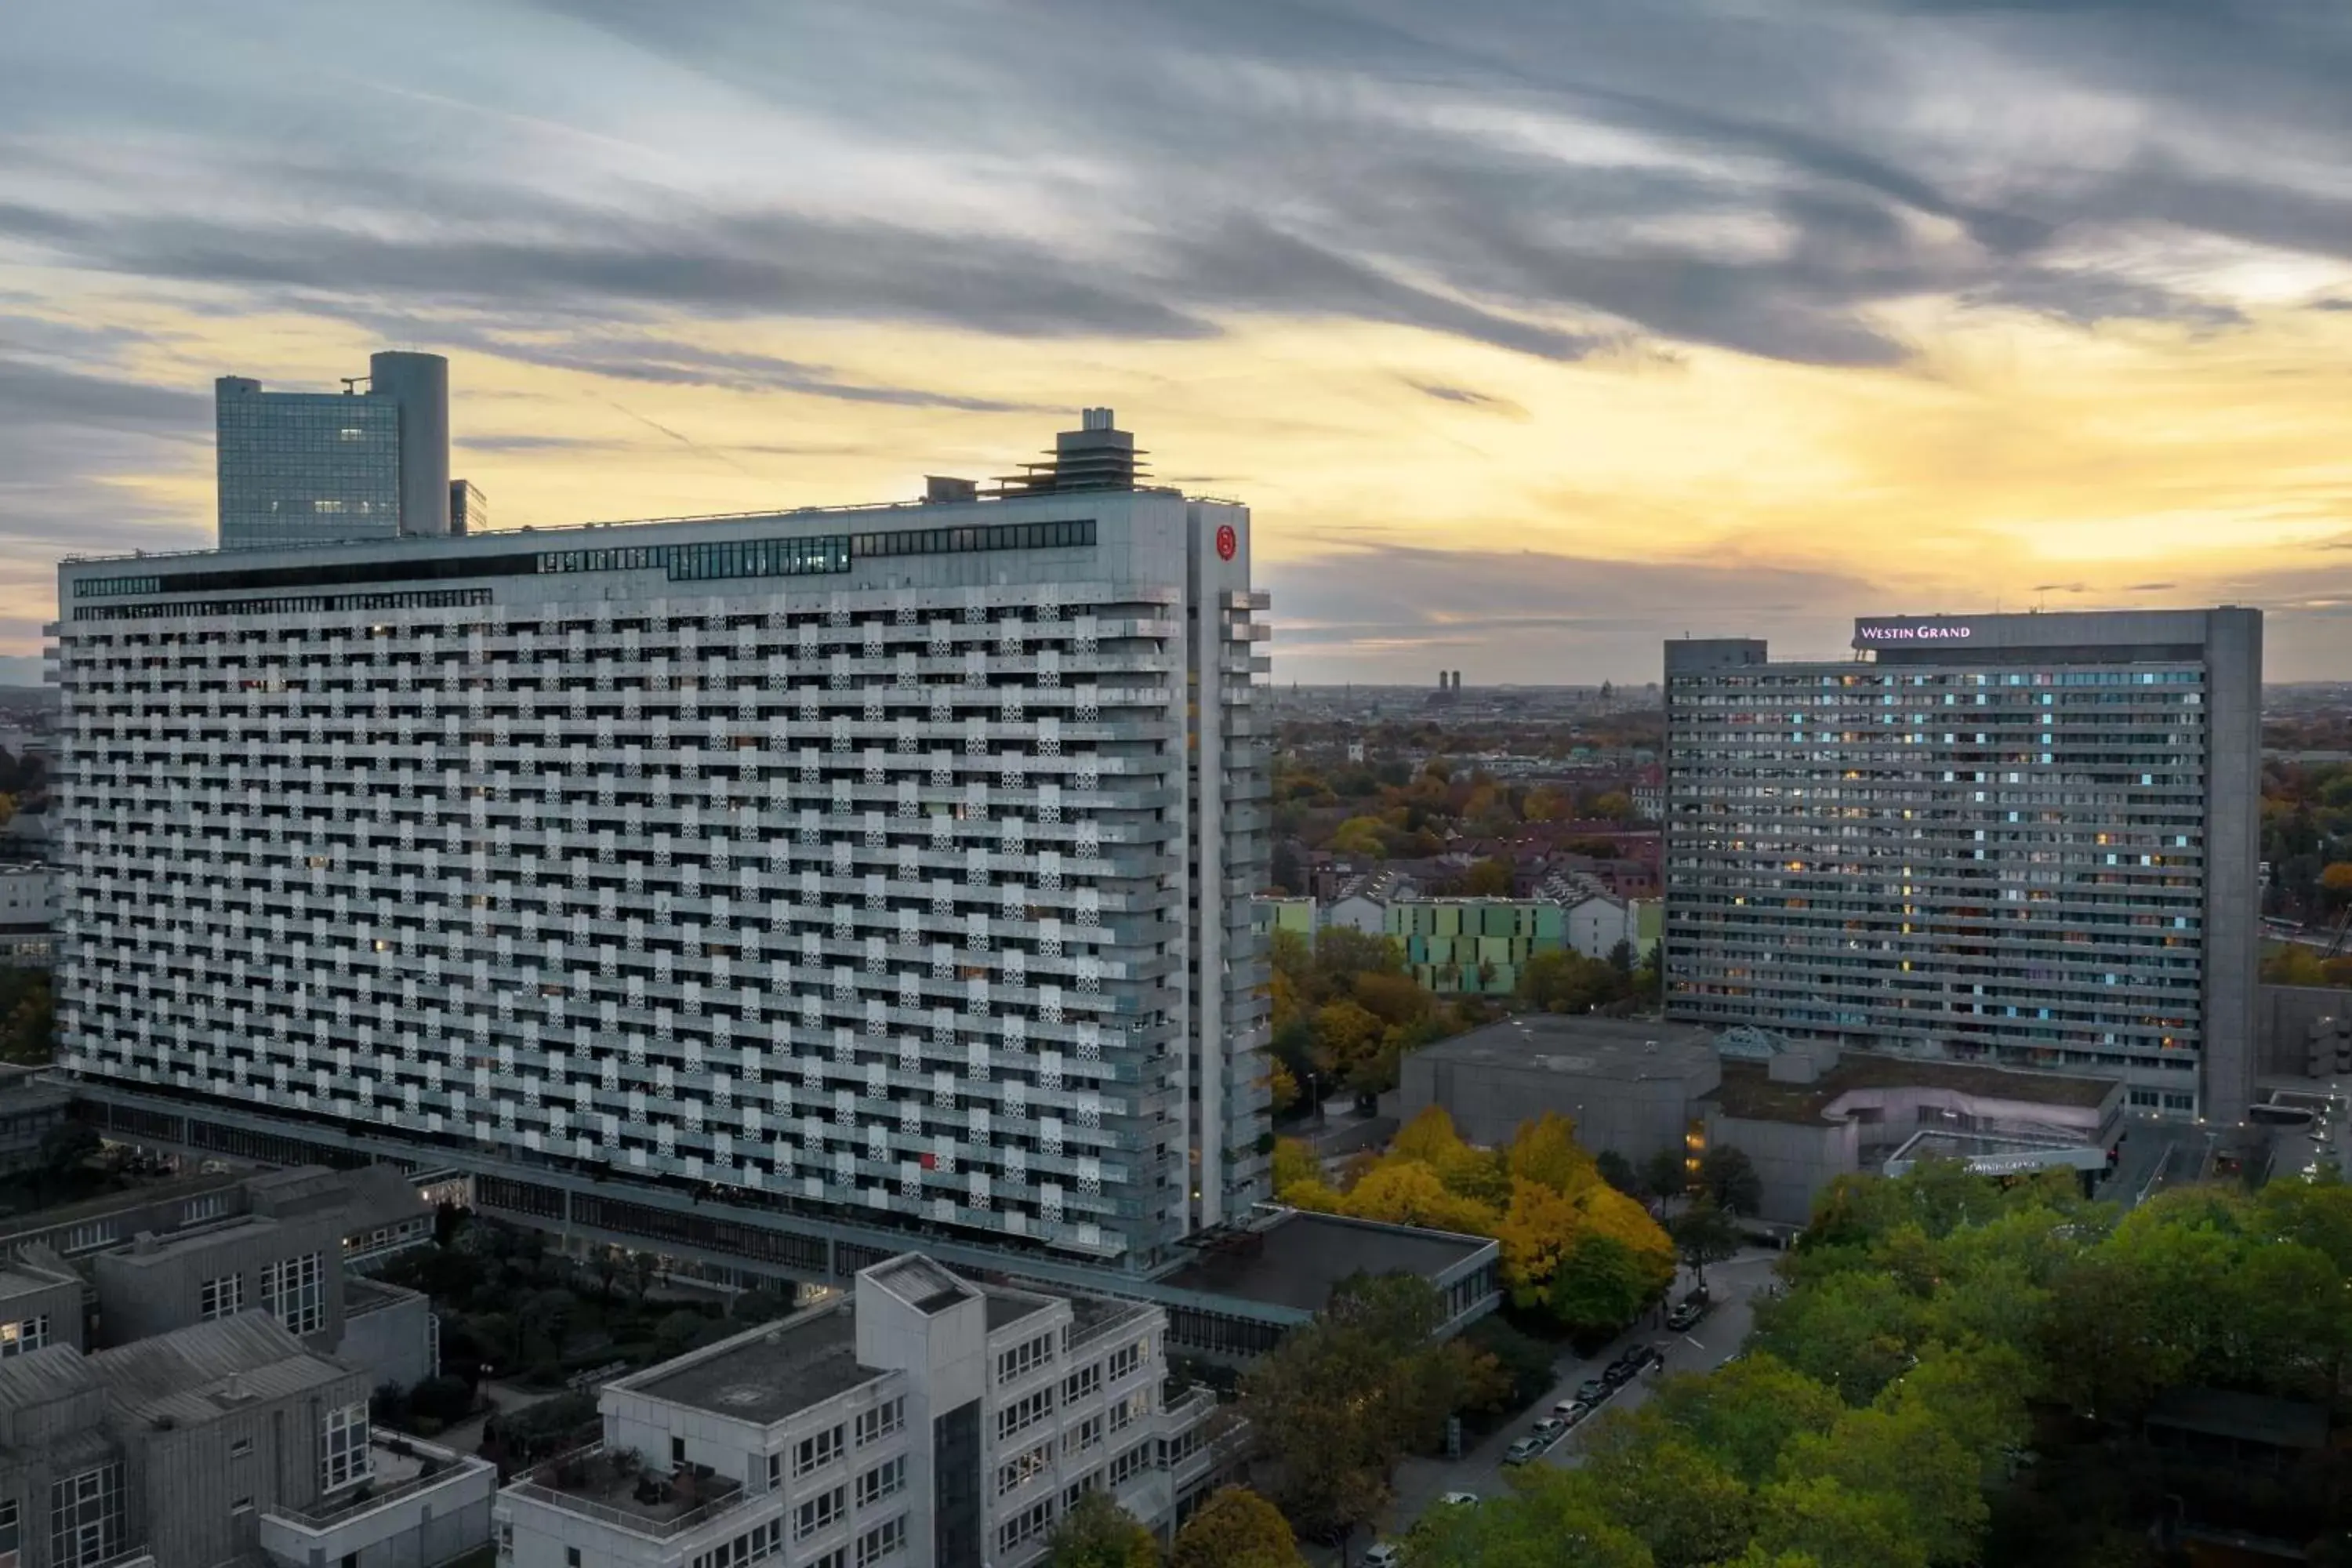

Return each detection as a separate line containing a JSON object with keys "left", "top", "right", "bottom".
{"left": 1398, "top": 1051, "right": 1716, "bottom": 1162}
{"left": 2203, "top": 607, "right": 2263, "bottom": 1123}
{"left": 139, "top": 1364, "right": 372, "bottom": 1568}
{"left": 0, "top": 1272, "right": 86, "bottom": 1352}
{"left": 1705, "top": 1112, "right": 1859, "bottom": 1227}
{"left": 2256, "top": 984, "right": 2352, "bottom": 1078}
{"left": 260, "top": 1452, "right": 496, "bottom": 1568}
{"left": 336, "top": 1287, "right": 435, "bottom": 1392}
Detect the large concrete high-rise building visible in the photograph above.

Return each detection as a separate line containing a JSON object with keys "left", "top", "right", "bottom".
{"left": 215, "top": 350, "right": 452, "bottom": 549}
{"left": 55, "top": 410, "right": 1272, "bottom": 1280}
{"left": 1664, "top": 610, "right": 2262, "bottom": 1122}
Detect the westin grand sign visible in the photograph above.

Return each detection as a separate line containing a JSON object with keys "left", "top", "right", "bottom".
{"left": 1853, "top": 618, "right": 1977, "bottom": 647}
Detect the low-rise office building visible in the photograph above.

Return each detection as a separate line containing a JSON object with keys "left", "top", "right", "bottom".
{"left": 1399, "top": 1014, "right": 2123, "bottom": 1224}
{"left": 0, "top": 1063, "right": 71, "bottom": 1175}
{"left": 0, "top": 1312, "right": 495, "bottom": 1568}
{"left": 498, "top": 1251, "right": 1231, "bottom": 1568}
{"left": 1385, "top": 899, "right": 1566, "bottom": 996}
{"left": 0, "top": 1163, "right": 439, "bottom": 1391}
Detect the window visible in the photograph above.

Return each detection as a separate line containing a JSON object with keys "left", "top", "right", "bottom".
{"left": 566, "top": 1552, "right": 580, "bottom": 1568}
{"left": 0, "top": 1316, "right": 46, "bottom": 1358}
{"left": 1109, "top": 1443, "right": 1153, "bottom": 1486}
{"left": 996, "top": 1332, "right": 1054, "bottom": 1385}
{"left": 793, "top": 1486, "right": 846, "bottom": 1541}
{"left": 0, "top": 1498, "right": 17, "bottom": 1568}
{"left": 996, "top": 1500, "right": 1054, "bottom": 1555}
{"left": 855, "top": 1516, "right": 906, "bottom": 1567}
{"left": 231, "top": 1498, "right": 254, "bottom": 1517}
{"left": 855, "top": 1456, "right": 904, "bottom": 1509}
{"left": 1062, "top": 1415, "right": 1102, "bottom": 1457}
{"left": 1108, "top": 1389, "right": 1149, "bottom": 1432}
{"left": 323, "top": 1401, "right": 370, "bottom": 1490}
{"left": 262, "top": 1253, "right": 324, "bottom": 1336}
{"left": 794, "top": 1424, "right": 845, "bottom": 1476}
{"left": 768, "top": 1453, "right": 782, "bottom": 1490}
{"left": 60, "top": 1221, "right": 114, "bottom": 1254}
{"left": 806, "top": 1551, "right": 847, "bottom": 1568}
{"left": 1107, "top": 1340, "right": 1144, "bottom": 1381}
{"left": 1062, "top": 1363, "right": 1102, "bottom": 1403}
{"left": 183, "top": 1194, "right": 229, "bottom": 1225}
{"left": 201, "top": 1273, "right": 243, "bottom": 1320}
{"left": 855, "top": 1397, "right": 904, "bottom": 1446}
{"left": 686, "top": 1520, "right": 782, "bottom": 1568}
{"left": 1062, "top": 1473, "right": 1100, "bottom": 1510}
{"left": 49, "top": 1464, "right": 123, "bottom": 1568}
{"left": 995, "top": 1388, "right": 1054, "bottom": 1442}
{"left": 230, "top": 1438, "right": 254, "bottom": 1458}
{"left": 996, "top": 1443, "right": 1051, "bottom": 1497}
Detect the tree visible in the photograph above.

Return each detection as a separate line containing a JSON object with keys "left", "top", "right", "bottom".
{"left": 1239, "top": 1275, "right": 1474, "bottom": 1551}
{"left": 1671, "top": 1200, "right": 1740, "bottom": 1290}
{"left": 1583, "top": 1420, "right": 1756, "bottom": 1568}
{"left": 1463, "top": 856, "right": 1514, "bottom": 896}
{"left": 1330, "top": 816, "right": 1386, "bottom": 858}
{"left": 1405, "top": 1466, "right": 1652, "bottom": 1568}
{"left": 1548, "top": 1231, "right": 1665, "bottom": 1334}
{"left": 1046, "top": 1492, "right": 1160, "bottom": 1568}
{"left": 1646, "top": 1352, "right": 1846, "bottom": 1485}
{"left": 1169, "top": 1486, "right": 1303, "bottom": 1568}
{"left": 1271, "top": 1138, "right": 1320, "bottom": 1198}
{"left": 1595, "top": 1149, "right": 1643, "bottom": 1199}
{"left": 1698, "top": 1146, "right": 1764, "bottom": 1217}
{"left": 38, "top": 1119, "right": 100, "bottom": 1185}
{"left": 1269, "top": 1059, "right": 1300, "bottom": 1117}
{"left": 1643, "top": 1147, "right": 1691, "bottom": 1201}
{"left": 1311, "top": 1000, "right": 1385, "bottom": 1076}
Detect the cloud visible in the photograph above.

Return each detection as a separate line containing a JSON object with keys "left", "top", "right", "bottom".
{"left": 1406, "top": 381, "right": 1527, "bottom": 415}
{"left": 1264, "top": 544, "right": 1882, "bottom": 681}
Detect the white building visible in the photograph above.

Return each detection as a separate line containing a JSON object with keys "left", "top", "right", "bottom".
{"left": 1324, "top": 870, "right": 1417, "bottom": 938}
{"left": 53, "top": 409, "right": 1273, "bottom": 1278}
{"left": 1561, "top": 894, "right": 1639, "bottom": 962}
{"left": 0, "top": 862, "right": 56, "bottom": 965}
{"left": 496, "top": 1252, "right": 1224, "bottom": 1568}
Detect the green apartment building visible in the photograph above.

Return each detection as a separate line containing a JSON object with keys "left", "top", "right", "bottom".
{"left": 1385, "top": 898, "right": 1568, "bottom": 995}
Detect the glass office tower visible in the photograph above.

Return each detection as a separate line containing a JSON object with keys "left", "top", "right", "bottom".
{"left": 215, "top": 351, "right": 450, "bottom": 549}
{"left": 1664, "top": 609, "right": 2262, "bottom": 1122}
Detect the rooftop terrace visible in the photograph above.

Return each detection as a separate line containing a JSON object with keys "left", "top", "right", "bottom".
{"left": 1708, "top": 1054, "right": 2119, "bottom": 1126}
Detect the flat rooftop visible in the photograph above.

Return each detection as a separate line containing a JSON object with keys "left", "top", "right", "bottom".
{"left": 1067, "top": 1292, "right": 1154, "bottom": 1348}
{"left": 1708, "top": 1054, "right": 2118, "bottom": 1126}
{"left": 1161, "top": 1209, "right": 1490, "bottom": 1316}
{"left": 631, "top": 1308, "right": 881, "bottom": 1423}
{"left": 1413, "top": 1014, "right": 1721, "bottom": 1082}
{"left": 982, "top": 1287, "right": 1055, "bottom": 1334}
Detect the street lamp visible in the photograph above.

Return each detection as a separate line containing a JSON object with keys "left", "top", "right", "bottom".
{"left": 1305, "top": 1071, "right": 1324, "bottom": 1127}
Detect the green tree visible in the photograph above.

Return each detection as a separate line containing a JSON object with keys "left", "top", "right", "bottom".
{"left": 1671, "top": 1199, "right": 1741, "bottom": 1290}
{"left": 1463, "top": 856, "right": 1514, "bottom": 896}
{"left": 1046, "top": 1492, "right": 1160, "bottom": 1568}
{"left": 1547, "top": 1232, "right": 1658, "bottom": 1334}
{"left": 1754, "top": 1474, "right": 1927, "bottom": 1568}
{"left": 1168, "top": 1486, "right": 1302, "bottom": 1568}
{"left": 1595, "top": 1149, "right": 1643, "bottom": 1198}
{"left": 1583, "top": 1419, "right": 1755, "bottom": 1568}
{"left": 1403, "top": 1466, "right": 1652, "bottom": 1568}
{"left": 1642, "top": 1147, "right": 1690, "bottom": 1201}
{"left": 1697, "top": 1145, "right": 1763, "bottom": 1216}
{"left": 1646, "top": 1353, "right": 1846, "bottom": 1486}
{"left": 1779, "top": 1403, "right": 1987, "bottom": 1566}
{"left": 1750, "top": 1271, "right": 1923, "bottom": 1406}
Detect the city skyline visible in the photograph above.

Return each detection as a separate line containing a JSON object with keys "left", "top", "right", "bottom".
{"left": 6, "top": 2, "right": 2352, "bottom": 684}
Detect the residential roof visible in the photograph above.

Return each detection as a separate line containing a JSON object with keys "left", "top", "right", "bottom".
{"left": 630, "top": 1308, "right": 884, "bottom": 1423}
{"left": 864, "top": 1254, "right": 975, "bottom": 1316}
{"left": 1708, "top": 1054, "right": 2118, "bottom": 1126}
{"left": 0, "top": 1343, "right": 100, "bottom": 1413}
{"left": 1161, "top": 1209, "right": 1493, "bottom": 1316}
{"left": 1410, "top": 1014, "right": 1722, "bottom": 1083}
{"left": 88, "top": 1312, "right": 351, "bottom": 1428}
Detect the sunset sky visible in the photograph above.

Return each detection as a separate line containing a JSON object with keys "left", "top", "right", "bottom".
{"left": 4, "top": 1, "right": 2352, "bottom": 684}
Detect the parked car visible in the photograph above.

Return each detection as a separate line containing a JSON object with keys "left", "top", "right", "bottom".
{"left": 1439, "top": 1491, "right": 1481, "bottom": 1508}
{"left": 1577, "top": 1377, "right": 1610, "bottom": 1402}
{"left": 1666, "top": 1302, "right": 1704, "bottom": 1331}
{"left": 1364, "top": 1544, "right": 1404, "bottom": 1568}
{"left": 1503, "top": 1437, "right": 1549, "bottom": 1467}
{"left": 1530, "top": 1417, "right": 1567, "bottom": 1443}
{"left": 1602, "top": 1362, "right": 1636, "bottom": 1389}
{"left": 1551, "top": 1398, "right": 1592, "bottom": 1423}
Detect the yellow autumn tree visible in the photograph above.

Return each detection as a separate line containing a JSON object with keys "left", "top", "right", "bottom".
{"left": 1506, "top": 1111, "right": 1602, "bottom": 1196}
{"left": 1272, "top": 1138, "right": 1320, "bottom": 1197}
{"left": 1342, "top": 1161, "right": 1504, "bottom": 1237}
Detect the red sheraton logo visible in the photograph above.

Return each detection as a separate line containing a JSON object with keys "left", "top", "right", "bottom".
{"left": 1214, "top": 524, "right": 1237, "bottom": 561}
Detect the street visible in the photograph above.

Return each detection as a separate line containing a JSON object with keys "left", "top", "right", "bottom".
{"left": 1343, "top": 1244, "right": 1784, "bottom": 1561}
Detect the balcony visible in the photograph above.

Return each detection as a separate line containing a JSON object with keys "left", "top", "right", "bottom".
{"left": 260, "top": 1434, "right": 498, "bottom": 1568}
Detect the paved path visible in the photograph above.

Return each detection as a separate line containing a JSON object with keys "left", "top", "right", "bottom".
{"left": 1319, "top": 1246, "right": 1783, "bottom": 1565}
